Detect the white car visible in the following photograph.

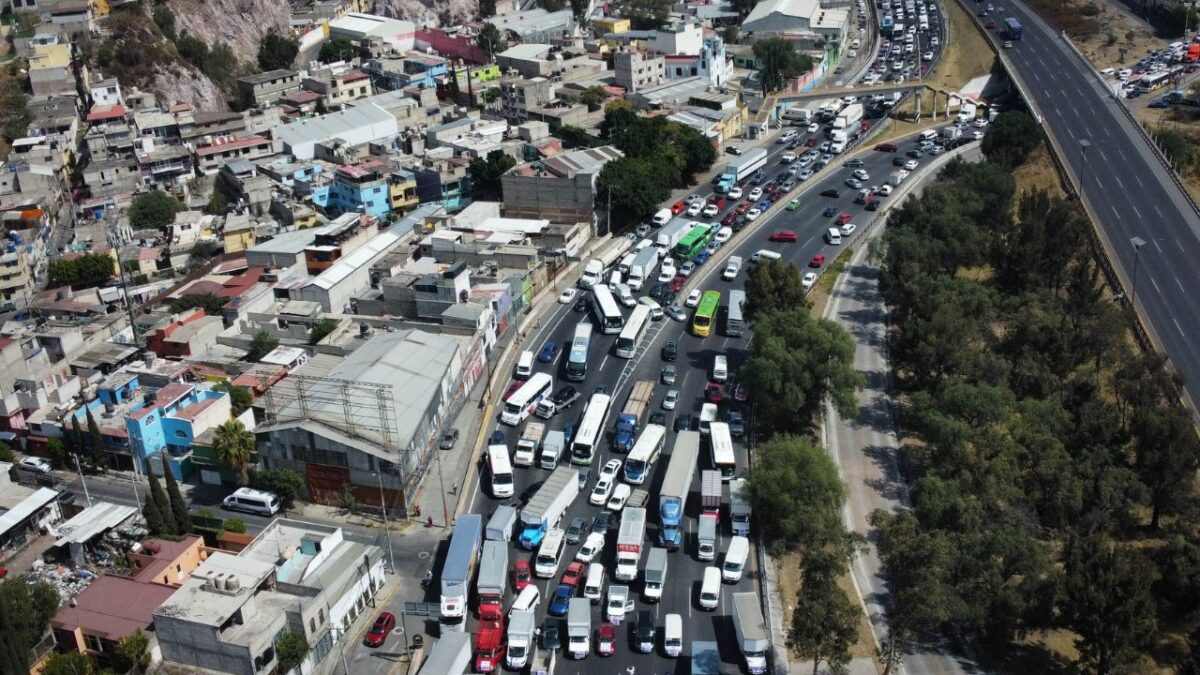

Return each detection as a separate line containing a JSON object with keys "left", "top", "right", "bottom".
{"left": 19, "top": 456, "right": 52, "bottom": 473}
{"left": 802, "top": 272, "right": 817, "bottom": 289}
{"left": 878, "top": 184, "right": 894, "bottom": 196}
{"left": 558, "top": 288, "right": 577, "bottom": 304}
{"left": 923, "top": 51, "right": 934, "bottom": 61}
{"left": 781, "top": 151, "right": 797, "bottom": 164}
{"left": 702, "top": 204, "right": 719, "bottom": 218}
{"left": 727, "top": 187, "right": 743, "bottom": 199}
{"left": 974, "top": 118, "right": 989, "bottom": 128}
{"left": 685, "top": 289, "right": 703, "bottom": 307}
{"left": 845, "top": 178, "right": 863, "bottom": 189}
{"left": 714, "top": 226, "right": 733, "bottom": 243}
{"left": 687, "top": 201, "right": 704, "bottom": 216}
{"left": 663, "top": 389, "right": 679, "bottom": 410}
{"left": 748, "top": 187, "right": 763, "bottom": 201}
{"left": 1099, "top": 66, "right": 1116, "bottom": 76}
{"left": 637, "top": 296, "right": 664, "bottom": 320}
{"left": 599, "top": 458, "right": 622, "bottom": 482}
{"left": 840, "top": 223, "right": 857, "bottom": 236}
{"left": 590, "top": 475, "right": 616, "bottom": 505}
{"left": 807, "top": 123, "right": 819, "bottom": 134}
{"left": 607, "top": 484, "right": 632, "bottom": 511}
{"left": 577, "top": 533, "right": 606, "bottom": 563}
{"left": 852, "top": 169, "right": 870, "bottom": 181}
{"left": 659, "top": 259, "right": 677, "bottom": 278}
{"left": 746, "top": 208, "right": 762, "bottom": 221}
{"left": 931, "top": 36, "right": 940, "bottom": 46}
{"left": 904, "top": 159, "right": 918, "bottom": 170}
{"left": 972, "top": 130, "right": 985, "bottom": 140}
{"left": 798, "top": 168, "right": 814, "bottom": 182}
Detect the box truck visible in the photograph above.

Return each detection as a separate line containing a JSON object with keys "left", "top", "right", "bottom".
{"left": 730, "top": 478, "right": 752, "bottom": 537}
{"left": 659, "top": 431, "right": 700, "bottom": 549}
{"left": 643, "top": 547, "right": 668, "bottom": 602}
{"left": 715, "top": 148, "right": 768, "bottom": 193}
{"left": 519, "top": 466, "right": 579, "bottom": 549}
{"left": 440, "top": 514, "right": 482, "bottom": 626}
{"left": 477, "top": 540, "right": 509, "bottom": 616}
{"left": 615, "top": 507, "right": 647, "bottom": 581}
{"left": 567, "top": 598, "right": 591, "bottom": 659}
{"left": 539, "top": 430, "right": 565, "bottom": 469}
{"left": 505, "top": 609, "right": 537, "bottom": 670}
{"left": 513, "top": 421, "right": 544, "bottom": 467}
{"left": 416, "top": 631, "right": 471, "bottom": 675}
{"left": 733, "top": 592, "right": 770, "bottom": 675}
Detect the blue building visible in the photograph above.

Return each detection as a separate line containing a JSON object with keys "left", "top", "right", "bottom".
{"left": 363, "top": 53, "right": 449, "bottom": 90}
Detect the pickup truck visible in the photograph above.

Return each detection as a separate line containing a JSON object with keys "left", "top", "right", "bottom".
{"left": 606, "top": 584, "right": 635, "bottom": 625}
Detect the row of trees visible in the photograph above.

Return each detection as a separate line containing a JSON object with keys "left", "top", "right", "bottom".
{"left": 594, "top": 101, "right": 719, "bottom": 229}
{"left": 872, "top": 144, "right": 1200, "bottom": 672}
{"left": 47, "top": 252, "right": 116, "bottom": 289}
{"left": 142, "top": 465, "right": 193, "bottom": 537}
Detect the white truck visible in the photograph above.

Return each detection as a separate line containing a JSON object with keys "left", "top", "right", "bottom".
{"left": 578, "top": 259, "right": 603, "bottom": 289}
{"left": 506, "top": 609, "right": 537, "bottom": 670}
{"left": 615, "top": 507, "right": 647, "bottom": 581}
{"left": 656, "top": 219, "right": 692, "bottom": 256}
{"left": 733, "top": 592, "right": 770, "bottom": 675}
{"left": 416, "top": 631, "right": 472, "bottom": 675}
{"left": 697, "top": 512, "right": 718, "bottom": 561}
{"left": 538, "top": 430, "right": 565, "bottom": 470}
{"left": 567, "top": 598, "right": 591, "bottom": 659}
{"left": 730, "top": 478, "right": 751, "bottom": 537}
{"left": 531, "top": 647, "right": 555, "bottom": 675}
{"left": 518, "top": 466, "right": 579, "bottom": 549}
{"left": 606, "top": 584, "right": 635, "bottom": 624}
{"left": 722, "top": 256, "right": 743, "bottom": 281}
{"left": 833, "top": 103, "right": 864, "bottom": 132}
{"left": 513, "top": 421, "right": 544, "bottom": 467}
{"left": 942, "top": 125, "right": 963, "bottom": 141}
{"left": 643, "top": 547, "right": 668, "bottom": 602}
{"left": 625, "top": 247, "right": 659, "bottom": 292}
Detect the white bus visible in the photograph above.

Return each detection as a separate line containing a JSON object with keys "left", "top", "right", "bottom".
{"left": 501, "top": 372, "right": 553, "bottom": 425}
{"left": 570, "top": 393, "right": 612, "bottom": 466}
{"left": 565, "top": 322, "right": 592, "bottom": 382}
{"left": 699, "top": 403, "right": 719, "bottom": 435}
{"left": 709, "top": 422, "right": 736, "bottom": 481}
{"left": 623, "top": 424, "right": 667, "bottom": 484}
{"left": 726, "top": 289, "right": 746, "bottom": 337}
{"left": 614, "top": 305, "right": 652, "bottom": 359}
{"left": 591, "top": 286, "right": 625, "bottom": 335}
{"left": 487, "top": 445, "right": 514, "bottom": 498}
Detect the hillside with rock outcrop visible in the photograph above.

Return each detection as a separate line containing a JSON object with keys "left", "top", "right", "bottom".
{"left": 376, "top": 0, "right": 477, "bottom": 27}
{"left": 169, "top": 0, "right": 291, "bottom": 70}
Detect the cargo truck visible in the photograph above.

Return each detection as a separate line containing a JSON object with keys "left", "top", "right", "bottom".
{"left": 477, "top": 540, "right": 508, "bottom": 616}
{"left": 656, "top": 219, "right": 693, "bottom": 256}
{"left": 606, "top": 584, "right": 635, "bottom": 624}
{"left": 833, "top": 103, "right": 863, "bottom": 132}
{"left": 615, "top": 507, "right": 647, "bottom": 581}
{"left": 578, "top": 259, "right": 603, "bottom": 289}
{"left": 733, "top": 592, "right": 770, "bottom": 675}
{"left": 691, "top": 640, "right": 720, "bottom": 675}
{"left": 513, "top": 421, "right": 544, "bottom": 467}
{"left": 730, "top": 478, "right": 752, "bottom": 537}
{"left": 1005, "top": 16, "right": 1022, "bottom": 39}
{"left": 659, "top": 431, "right": 701, "bottom": 549}
{"left": 567, "top": 598, "right": 591, "bottom": 659}
{"left": 626, "top": 246, "right": 660, "bottom": 292}
{"left": 643, "top": 547, "right": 668, "bottom": 602}
{"left": 697, "top": 512, "right": 718, "bottom": 562}
{"left": 440, "top": 514, "right": 483, "bottom": 626}
{"left": 531, "top": 647, "right": 555, "bottom": 675}
{"left": 417, "top": 631, "right": 472, "bottom": 675}
{"left": 538, "top": 430, "right": 565, "bottom": 469}
{"left": 505, "top": 609, "right": 537, "bottom": 670}
{"left": 519, "top": 466, "right": 579, "bottom": 549}
{"left": 701, "top": 470, "right": 722, "bottom": 521}
{"left": 486, "top": 505, "right": 517, "bottom": 542}
{"left": 473, "top": 608, "right": 506, "bottom": 673}
{"left": 715, "top": 148, "right": 768, "bottom": 193}
{"left": 614, "top": 379, "right": 655, "bottom": 452}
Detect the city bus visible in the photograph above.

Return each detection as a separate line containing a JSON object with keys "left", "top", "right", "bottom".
{"left": 571, "top": 393, "right": 612, "bottom": 465}
{"left": 500, "top": 372, "right": 553, "bottom": 425}
{"left": 709, "top": 421, "right": 736, "bottom": 481}
{"left": 565, "top": 322, "right": 592, "bottom": 382}
{"left": 623, "top": 424, "right": 667, "bottom": 484}
{"left": 726, "top": 289, "right": 746, "bottom": 337}
{"left": 614, "top": 305, "right": 652, "bottom": 358}
{"left": 487, "top": 444, "right": 514, "bottom": 498}
{"left": 673, "top": 225, "right": 714, "bottom": 260}
{"left": 692, "top": 290, "right": 720, "bottom": 338}
{"left": 591, "top": 285, "right": 625, "bottom": 335}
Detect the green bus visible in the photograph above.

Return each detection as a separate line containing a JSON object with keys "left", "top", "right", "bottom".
{"left": 692, "top": 290, "right": 721, "bottom": 337}
{"left": 673, "top": 225, "right": 714, "bottom": 260}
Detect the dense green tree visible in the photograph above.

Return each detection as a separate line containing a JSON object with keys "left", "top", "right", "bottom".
{"left": 85, "top": 408, "right": 104, "bottom": 460}
{"left": 251, "top": 468, "right": 305, "bottom": 508}
{"left": 1163, "top": 4, "right": 1200, "bottom": 37}
{"left": 476, "top": 23, "right": 507, "bottom": 57}
{"left": 169, "top": 293, "right": 226, "bottom": 315}
{"left": 600, "top": 100, "right": 638, "bottom": 139}
{"left": 114, "top": 628, "right": 150, "bottom": 673}
{"left": 164, "top": 468, "right": 192, "bottom": 534}
{"left": 203, "top": 190, "right": 228, "bottom": 216}
{"left": 318, "top": 37, "right": 358, "bottom": 64}
{"left": 556, "top": 125, "right": 594, "bottom": 148}
{"left": 673, "top": 124, "right": 718, "bottom": 176}
{"left": 276, "top": 632, "right": 309, "bottom": 673}
{"left": 0, "top": 80, "right": 32, "bottom": 142}
{"left": 129, "top": 190, "right": 182, "bottom": 229}
{"left": 992, "top": 190, "right": 1089, "bottom": 294}
{"left": 579, "top": 85, "right": 608, "bottom": 109}
{"left": 41, "top": 651, "right": 94, "bottom": 675}
{"left": 247, "top": 330, "right": 279, "bottom": 361}
{"left": 743, "top": 309, "right": 863, "bottom": 434}
{"left": 1131, "top": 403, "right": 1200, "bottom": 529}
{"left": 215, "top": 420, "right": 256, "bottom": 485}
{"left": 743, "top": 436, "right": 846, "bottom": 551}
{"left": 257, "top": 30, "right": 299, "bottom": 71}
{"left": 0, "top": 580, "right": 60, "bottom": 674}
{"left": 468, "top": 149, "right": 518, "bottom": 199}
{"left": 595, "top": 156, "right": 673, "bottom": 230}
{"left": 1061, "top": 533, "right": 1158, "bottom": 674}
{"left": 152, "top": 6, "right": 176, "bottom": 42}
{"left": 569, "top": 0, "right": 588, "bottom": 20}
{"left": 223, "top": 518, "right": 248, "bottom": 534}
{"left": 479, "top": 0, "right": 497, "bottom": 16}
{"left": 189, "top": 240, "right": 221, "bottom": 270}
{"left": 744, "top": 258, "right": 810, "bottom": 320}
{"left": 48, "top": 252, "right": 116, "bottom": 288}
{"left": 980, "top": 111, "right": 1040, "bottom": 169}
{"left": 308, "top": 318, "right": 339, "bottom": 345}
{"left": 723, "top": 25, "right": 740, "bottom": 44}
{"left": 176, "top": 33, "right": 210, "bottom": 70}
{"left": 141, "top": 485, "right": 168, "bottom": 535}
{"left": 753, "top": 37, "right": 813, "bottom": 92}
{"left": 790, "top": 552, "right": 858, "bottom": 674}
{"left": 1154, "top": 526, "right": 1200, "bottom": 616}
{"left": 214, "top": 382, "right": 254, "bottom": 417}
{"left": 147, "top": 471, "right": 176, "bottom": 536}
{"left": 621, "top": 0, "right": 671, "bottom": 28}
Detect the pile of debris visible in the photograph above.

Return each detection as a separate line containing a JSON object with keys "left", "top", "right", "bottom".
{"left": 25, "top": 560, "right": 98, "bottom": 602}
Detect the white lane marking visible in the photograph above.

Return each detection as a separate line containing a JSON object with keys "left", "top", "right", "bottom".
{"left": 1113, "top": 175, "right": 1124, "bottom": 190}
{"left": 1153, "top": 204, "right": 1163, "bottom": 218}
{"left": 1111, "top": 205, "right": 1120, "bottom": 219}
{"left": 1153, "top": 239, "right": 1163, "bottom": 254}
{"left": 1177, "top": 238, "right": 1188, "bottom": 254}
{"left": 1131, "top": 204, "right": 1142, "bottom": 218}
{"left": 1150, "top": 276, "right": 1161, "bottom": 296}
{"left": 1174, "top": 317, "right": 1187, "bottom": 338}
{"left": 1176, "top": 276, "right": 1186, "bottom": 294}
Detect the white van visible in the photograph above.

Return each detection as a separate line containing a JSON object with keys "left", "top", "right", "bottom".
{"left": 618, "top": 253, "right": 636, "bottom": 275}
{"left": 750, "top": 250, "right": 782, "bottom": 264}
{"left": 713, "top": 355, "right": 728, "bottom": 383}
{"left": 652, "top": 208, "right": 673, "bottom": 227}
{"left": 510, "top": 584, "right": 542, "bottom": 615}
{"left": 222, "top": 488, "right": 280, "bottom": 516}
{"left": 534, "top": 528, "right": 567, "bottom": 578}
{"left": 663, "top": 614, "right": 683, "bottom": 657}
{"left": 514, "top": 350, "right": 534, "bottom": 380}
{"left": 698, "top": 567, "right": 721, "bottom": 610}
{"left": 825, "top": 228, "right": 843, "bottom": 245}
{"left": 584, "top": 562, "right": 606, "bottom": 603}
{"left": 617, "top": 284, "right": 636, "bottom": 307}
{"left": 919, "top": 128, "right": 939, "bottom": 141}
{"left": 722, "top": 536, "right": 750, "bottom": 583}
{"left": 608, "top": 270, "right": 623, "bottom": 291}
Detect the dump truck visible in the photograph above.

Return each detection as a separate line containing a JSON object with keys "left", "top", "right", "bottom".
{"left": 416, "top": 631, "right": 472, "bottom": 675}
{"left": 701, "top": 470, "right": 722, "bottom": 521}
{"left": 473, "top": 607, "right": 506, "bottom": 673}
{"left": 505, "top": 609, "right": 537, "bottom": 670}
{"left": 660, "top": 431, "right": 701, "bottom": 549}
{"left": 715, "top": 147, "right": 768, "bottom": 193}
{"left": 643, "top": 547, "right": 668, "bottom": 603}
{"left": 615, "top": 507, "right": 647, "bottom": 581}
{"left": 733, "top": 592, "right": 770, "bottom": 675}
{"left": 567, "top": 598, "right": 591, "bottom": 659}
{"left": 477, "top": 540, "right": 508, "bottom": 616}
{"left": 614, "top": 380, "right": 655, "bottom": 453}
{"left": 730, "top": 478, "right": 751, "bottom": 537}
{"left": 513, "top": 421, "right": 544, "bottom": 467}
{"left": 519, "top": 466, "right": 579, "bottom": 549}
{"left": 440, "top": 514, "right": 482, "bottom": 626}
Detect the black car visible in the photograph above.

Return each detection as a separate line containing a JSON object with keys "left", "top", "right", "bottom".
{"left": 592, "top": 511, "right": 613, "bottom": 534}
{"left": 649, "top": 412, "right": 666, "bottom": 426}
{"left": 565, "top": 517, "right": 588, "bottom": 544}
{"left": 594, "top": 384, "right": 609, "bottom": 395}
{"left": 907, "top": 149, "right": 923, "bottom": 159}
{"left": 820, "top": 188, "right": 840, "bottom": 198}
{"left": 893, "top": 155, "right": 906, "bottom": 166}
{"left": 519, "top": 481, "right": 544, "bottom": 507}
{"left": 674, "top": 414, "right": 692, "bottom": 432}
{"left": 542, "top": 620, "right": 561, "bottom": 651}
{"left": 866, "top": 200, "right": 880, "bottom": 211}
{"left": 649, "top": 282, "right": 671, "bottom": 304}
{"left": 552, "top": 386, "right": 580, "bottom": 411}
{"left": 439, "top": 429, "right": 460, "bottom": 449}
{"left": 489, "top": 429, "right": 505, "bottom": 445}
{"left": 661, "top": 340, "right": 678, "bottom": 361}
{"left": 731, "top": 215, "right": 749, "bottom": 232}
{"left": 572, "top": 295, "right": 589, "bottom": 312}
{"left": 635, "top": 610, "right": 656, "bottom": 653}
{"left": 844, "top": 158, "right": 865, "bottom": 168}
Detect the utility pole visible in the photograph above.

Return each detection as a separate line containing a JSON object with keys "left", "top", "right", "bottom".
{"left": 1130, "top": 236, "right": 1146, "bottom": 307}
{"left": 72, "top": 453, "right": 92, "bottom": 507}
{"left": 376, "top": 471, "right": 396, "bottom": 572}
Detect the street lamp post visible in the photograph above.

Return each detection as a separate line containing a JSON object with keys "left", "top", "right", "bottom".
{"left": 375, "top": 471, "right": 396, "bottom": 573}
{"left": 1077, "top": 138, "right": 1092, "bottom": 202}
{"left": 1130, "top": 236, "right": 1146, "bottom": 307}
{"left": 72, "top": 453, "right": 92, "bottom": 507}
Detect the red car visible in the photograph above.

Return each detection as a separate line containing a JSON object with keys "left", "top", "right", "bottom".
{"left": 734, "top": 202, "right": 751, "bottom": 215}
{"left": 836, "top": 213, "right": 852, "bottom": 225}
{"left": 598, "top": 623, "right": 617, "bottom": 656}
{"left": 670, "top": 201, "right": 686, "bottom": 215}
{"left": 769, "top": 230, "right": 797, "bottom": 242}
{"left": 562, "top": 561, "right": 586, "bottom": 588}
{"left": 985, "top": 19, "right": 996, "bottom": 28}
{"left": 669, "top": 276, "right": 686, "bottom": 293}
{"left": 875, "top": 142, "right": 898, "bottom": 152}
{"left": 805, "top": 137, "right": 818, "bottom": 147}
{"left": 721, "top": 212, "right": 738, "bottom": 227}
{"left": 708, "top": 196, "right": 727, "bottom": 210}
{"left": 810, "top": 254, "right": 826, "bottom": 268}
{"left": 502, "top": 381, "right": 522, "bottom": 401}
{"left": 512, "top": 560, "right": 532, "bottom": 591}
{"left": 363, "top": 612, "right": 395, "bottom": 647}
{"left": 706, "top": 382, "right": 724, "bottom": 403}
{"left": 733, "top": 383, "right": 749, "bottom": 402}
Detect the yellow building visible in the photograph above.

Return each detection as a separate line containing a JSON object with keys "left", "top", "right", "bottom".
{"left": 388, "top": 173, "right": 419, "bottom": 213}
{"left": 29, "top": 44, "right": 72, "bottom": 69}
{"left": 222, "top": 214, "right": 256, "bottom": 254}
{"left": 593, "top": 17, "right": 631, "bottom": 34}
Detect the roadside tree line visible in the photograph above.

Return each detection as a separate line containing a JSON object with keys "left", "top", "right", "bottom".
{"left": 872, "top": 131, "right": 1200, "bottom": 673}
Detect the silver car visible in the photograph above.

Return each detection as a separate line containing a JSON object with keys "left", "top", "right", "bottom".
{"left": 661, "top": 365, "right": 677, "bottom": 385}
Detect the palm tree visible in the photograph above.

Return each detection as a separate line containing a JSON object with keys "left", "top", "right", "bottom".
{"left": 213, "top": 419, "right": 255, "bottom": 485}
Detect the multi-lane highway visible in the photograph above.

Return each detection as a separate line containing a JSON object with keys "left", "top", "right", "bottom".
{"left": 966, "top": 0, "right": 1200, "bottom": 407}
{"left": 428, "top": 124, "right": 970, "bottom": 674}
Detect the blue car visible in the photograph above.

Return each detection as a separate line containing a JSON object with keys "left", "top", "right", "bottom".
{"left": 538, "top": 341, "right": 559, "bottom": 363}
{"left": 822, "top": 206, "right": 838, "bottom": 217}
{"left": 1148, "top": 100, "right": 1170, "bottom": 109}
{"left": 757, "top": 199, "right": 772, "bottom": 211}
{"left": 563, "top": 421, "right": 576, "bottom": 445}
{"left": 693, "top": 251, "right": 711, "bottom": 265}
{"left": 548, "top": 584, "right": 573, "bottom": 616}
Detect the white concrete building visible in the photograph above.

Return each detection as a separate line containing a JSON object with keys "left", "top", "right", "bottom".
{"left": 273, "top": 102, "right": 399, "bottom": 161}
{"left": 742, "top": 0, "right": 849, "bottom": 42}
{"left": 327, "top": 13, "right": 415, "bottom": 52}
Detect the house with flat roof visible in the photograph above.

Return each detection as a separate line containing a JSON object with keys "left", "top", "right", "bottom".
{"left": 273, "top": 102, "right": 399, "bottom": 161}
{"left": 742, "top": 0, "right": 849, "bottom": 42}
{"left": 500, "top": 145, "right": 622, "bottom": 224}
{"left": 236, "top": 69, "right": 301, "bottom": 108}
{"left": 328, "top": 12, "right": 415, "bottom": 52}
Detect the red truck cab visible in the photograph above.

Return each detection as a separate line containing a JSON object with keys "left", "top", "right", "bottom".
{"left": 474, "top": 607, "right": 506, "bottom": 673}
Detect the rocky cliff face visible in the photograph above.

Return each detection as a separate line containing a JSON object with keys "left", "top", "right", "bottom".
{"left": 152, "top": 62, "right": 229, "bottom": 112}
{"left": 170, "top": 0, "right": 291, "bottom": 69}
{"left": 376, "top": 0, "right": 478, "bottom": 27}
